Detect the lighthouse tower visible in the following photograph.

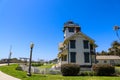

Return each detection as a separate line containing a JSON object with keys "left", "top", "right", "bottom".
{"left": 63, "top": 21, "right": 81, "bottom": 39}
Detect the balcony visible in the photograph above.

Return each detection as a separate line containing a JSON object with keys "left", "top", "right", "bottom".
{"left": 58, "top": 42, "right": 64, "bottom": 50}
{"left": 58, "top": 61, "right": 68, "bottom": 65}
{"left": 61, "top": 61, "right": 68, "bottom": 64}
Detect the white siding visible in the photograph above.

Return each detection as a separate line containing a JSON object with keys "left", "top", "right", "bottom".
{"left": 64, "top": 28, "right": 75, "bottom": 39}
{"left": 68, "top": 35, "right": 92, "bottom": 65}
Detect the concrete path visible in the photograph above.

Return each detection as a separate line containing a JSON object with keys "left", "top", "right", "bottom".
{"left": 0, "top": 71, "right": 21, "bottom": 80}
{"left": 0, "top": 64, "right": 21, "bottom": 80}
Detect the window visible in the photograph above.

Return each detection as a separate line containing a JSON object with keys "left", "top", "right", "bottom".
{"left": 104, "top": 60, "right": 107, "bottom": 63}
{"left": 84, "top": 52, "right": 90, "bottom": 63}
{"left": 110, "top": 60, "right": 115, "bottom": 65}
{"left": 96, "top": 60, "right": 99, "bottom": 63}
{"left": 70, "top": 40, "right": 76, "bottom": 48}
{"left": 70, "top": 52, "right": 76, "bottom": 63}
{"left": 69, "top": 28, "right": 74, "bottom": 32}
{"left": 83, "top": 40, "right": 89, "bottom": 49}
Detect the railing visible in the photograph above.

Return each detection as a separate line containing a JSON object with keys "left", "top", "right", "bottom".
{"left": 61, "top": 61, "right": 68, "bottom": 64}
{"left": 59, "top": 46, "right": 68, "bottom": 54}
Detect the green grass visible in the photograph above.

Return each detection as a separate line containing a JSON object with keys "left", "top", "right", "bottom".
{"left": 0, "top": 64, "right": 27, "bottom": 79}
{"left": 39, "top": 64, "right": 54, "bottom": 68}
{"left": 0, "top": 64, "right": 120, "bottom": 80}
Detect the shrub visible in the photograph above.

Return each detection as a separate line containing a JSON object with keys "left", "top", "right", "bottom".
{"left": 92, "top": 64, "right": 115, "bottom": 76}
{"left": 16, "top": 65, "right": 22, "bottom": 71}
{"left": 79, "top": 71, "right": 95, "bottom": 76}
{"left": 61, "top": 63, "right": 80, "bottom": 76}
{"left": 49, "top": 70, "right": 61, "bottom": 75}
{"left": 115, "top": 67, "right": 120, "bottom": 75}
{"left": 79, "top": 71, "right": 88, "bottom": 76}
{"left": 115, "top": 64, "right": 120, "bottom": 67}
{"left": 32, "top": 63, "right": 43, "bottom": 67}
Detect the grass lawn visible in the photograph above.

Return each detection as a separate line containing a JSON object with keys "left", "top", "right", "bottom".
{"left": 0, "top": 64, "right": 120, "bottom": 80}
{"left": 39, "top": 64, "right": 54, "bottom": 68}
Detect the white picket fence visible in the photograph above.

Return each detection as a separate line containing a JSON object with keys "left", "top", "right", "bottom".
{"left": 19, "top": 64, "right": 61, "bottom": 74}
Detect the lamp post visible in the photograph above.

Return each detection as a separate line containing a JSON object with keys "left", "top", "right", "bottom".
{"left": 27, "top": 42, "right": 34, "bottom": 76}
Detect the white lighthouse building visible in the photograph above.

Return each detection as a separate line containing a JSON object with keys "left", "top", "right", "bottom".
{"left": 57, "top": 21, "right": 97, "bottom": 70}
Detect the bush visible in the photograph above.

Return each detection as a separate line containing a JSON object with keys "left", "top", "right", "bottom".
{"left": 115, "top": 67, "right": 120, "bottom": 75}
{"left": 32, "top": 63, "right": 43, "bottom": 67}
{"left": 61, "top": 63, "right": 80, "bottom": 76}
{"left": 79, "top": 71, "right": 88, "bottom": 76}
{"left": 79, "top": 71, "right": 95, "bottom": 76}
{"left": 16, "top": 65, "right": 22, "bottom": 71}
{"left": 49, "top": 70, "right": 61, "bottom": 75}
{"left": 92, "top": 64, "right": 115, "bottom": 76}
{"left": 115, "top": 64, "right": 120, "bottom": 67}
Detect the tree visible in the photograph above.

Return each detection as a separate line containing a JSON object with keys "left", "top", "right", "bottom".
{"left": 108, "top": 41, "right": 120, "bottom": 56}
{"left": 101, "top": 50, "right": 107, "bottom": 55}
{"left": 49, "top": 58, "right": 58, "bottom": 64}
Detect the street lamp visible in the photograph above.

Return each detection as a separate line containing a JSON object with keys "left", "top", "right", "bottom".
{"left": 27, "top": 42, "right": 34, "bottom": 76}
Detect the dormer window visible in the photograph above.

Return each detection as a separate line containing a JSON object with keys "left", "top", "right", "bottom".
{"left": 69, "top": 28, "right": 74, "bottom": 32}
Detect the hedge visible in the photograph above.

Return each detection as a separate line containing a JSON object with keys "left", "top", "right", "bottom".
{"left": 92, "top": 64, "right": 115, "bottom": 76}
{"left": 61, "top": 63, "right": 80, "bottom": 76}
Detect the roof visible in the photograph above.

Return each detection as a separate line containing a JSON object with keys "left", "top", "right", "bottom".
{"left": 64, "top": 21, "right": 80, "bottom": 28}
{"left": 96, "top": 56, "right": 120, "bottom": 60}
{"left": 63, "top": 32, "right": 95, "bottom": 44}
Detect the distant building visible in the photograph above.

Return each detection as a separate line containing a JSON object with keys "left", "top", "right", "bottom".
{"left": 0, "top": 58, "right": 8, "bottom": 63}
{"left": 0, "top": 58, "right": 23, "bottom": 63}
{"left": 96, "top": 55, "right": 120, "bottom": 65}
{"left": 57, "top": 21, "right": 97, "bottom": 69}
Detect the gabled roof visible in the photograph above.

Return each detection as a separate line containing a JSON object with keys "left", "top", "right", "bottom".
{"left": 63, "top": 32, "right": 95, "bottom": 44}
{"left": 96, "top": 56, "right": 120, "bottom": 60}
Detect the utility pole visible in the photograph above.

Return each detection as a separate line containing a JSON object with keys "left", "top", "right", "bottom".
{"left": 8, "top": 46, "right": 12, "bottom": 66}
{"left": 113, "top": 26, "right": 120, "bottom": 41}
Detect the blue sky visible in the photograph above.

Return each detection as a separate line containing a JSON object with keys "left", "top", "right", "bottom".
{"left": 0, "top": 0, "right": 120, "bottom": 61}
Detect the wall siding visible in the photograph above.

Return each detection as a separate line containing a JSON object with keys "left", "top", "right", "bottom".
{"left": 68, "top": 35, "right": 92, "bottom": 65}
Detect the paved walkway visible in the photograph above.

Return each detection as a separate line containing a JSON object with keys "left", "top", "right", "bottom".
{"left": 0, "top": 71, "right": 21, "bottom": 80}
{"left": 0, "top": 64, "right": 21, "bottom": 80}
